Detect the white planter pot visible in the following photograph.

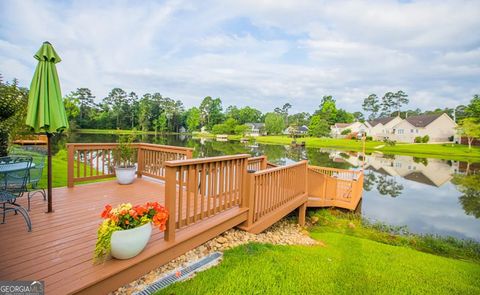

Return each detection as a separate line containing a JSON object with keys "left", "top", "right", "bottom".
{"left": 115, "top": 166, "right": 136, "bottom": 185}
{"left": 111, "top": 222, "right": 152, "bottom": 259}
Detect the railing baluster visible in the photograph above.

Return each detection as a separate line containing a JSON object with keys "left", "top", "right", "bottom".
{"left": 178, "top": 166, "right": 184, "bottom": 228}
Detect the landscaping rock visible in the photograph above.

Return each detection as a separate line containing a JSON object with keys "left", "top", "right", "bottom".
{"left": 110, "top": 219, "right": 318, "bottom": 295}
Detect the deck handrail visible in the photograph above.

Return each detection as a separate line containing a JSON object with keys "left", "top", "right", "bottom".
{"left": 246, "top": 156, "right": 268, "bottom": 172}
{"left": 66, "top": 143, "right": 194, "bottom": 187}
{"left": 165, "top": 154, "right": 250, "bottom": 167}
{"left": 163, "top": 154, "right": 250, "bottom": 241}
{"left": 307, "top": 166, "right": 364, "bottom": 210}
{"left": 241, "top": 160, "right": 308, "bottom": 232}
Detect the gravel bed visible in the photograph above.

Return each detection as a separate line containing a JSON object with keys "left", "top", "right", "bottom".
{"left": 111, "top": 219, "right": 317, "bottom": 295}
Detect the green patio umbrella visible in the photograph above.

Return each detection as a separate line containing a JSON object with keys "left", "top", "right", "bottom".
{"left": 26, "top": 41, "right": 68, "bottom": 213}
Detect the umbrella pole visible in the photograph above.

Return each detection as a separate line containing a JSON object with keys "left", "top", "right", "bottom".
{"left": 47, "top": 133, "right": 53, "bottom": 213}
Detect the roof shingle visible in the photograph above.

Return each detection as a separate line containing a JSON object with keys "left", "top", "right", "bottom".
{"left": 367, "top": 117, "right": 397, "bottom": 127}
{"left": 405, "top": 114, "right": 443, "bottom": 127}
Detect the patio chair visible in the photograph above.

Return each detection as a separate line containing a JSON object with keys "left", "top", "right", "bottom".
{"left": 0, "top": 156, "right": 33, "bottom": 231}
{"left": 26, "top": 154, "right": 46, "bottom": 211}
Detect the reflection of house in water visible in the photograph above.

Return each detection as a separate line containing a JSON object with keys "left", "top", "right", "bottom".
{"left": 329, "top": 152, "right": 457, "bottom": 187}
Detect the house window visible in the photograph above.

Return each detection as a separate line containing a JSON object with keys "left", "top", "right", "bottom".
{"left": 411, "top": 129, "right": 414, "bottom": 133}
{"left": 397, "top": 129, "right": 404, "bottom": 134}
{"left": 416, "top": 129, "right": 419, "bottom": 133}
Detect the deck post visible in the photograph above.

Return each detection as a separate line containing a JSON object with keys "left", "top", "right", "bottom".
{"left": 261, "top": 156, "right": 268, "bottom": 170}
{"left": 186, "top": 149, "right": 193, "bottom": 159}
{"left": 298, "top": 202, "right": 306, "bottom": 226}
{"left": 242, "top": 172, "right": 255, "bottom": 227}
{"left": 137, "top": 144, "right": 144, "bottom": 178}
{"left": 67, "top": 144, "right": 74, "bottom": 188}
{"left": 164, "top": 165, "right": 177, "bottom": 242}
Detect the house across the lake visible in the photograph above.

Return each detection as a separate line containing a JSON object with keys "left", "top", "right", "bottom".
{"left": 371, "top": 113, "right": 456, "bottom": 143}
{"left": 284, "top": 125, "right": 310, "bottom": 136}
{"left": 330, "top": 122, "right": 368, "bottom": 138}
{"left": 245, "top": 123, "right": 266, "bottom": 137}
{"left": 332, "top": 113, "right": 456, "bottom": 143}
{"left": 365, "top": 116, "right": 404, "bottom": 140}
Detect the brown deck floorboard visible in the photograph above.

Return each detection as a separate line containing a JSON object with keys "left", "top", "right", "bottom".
{"left": 0, "top": 178, "right": 246, "bottom": 294}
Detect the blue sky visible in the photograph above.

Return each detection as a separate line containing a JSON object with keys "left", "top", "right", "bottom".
{"left": 1, "top": 0, "right": 479, "bottom": 113}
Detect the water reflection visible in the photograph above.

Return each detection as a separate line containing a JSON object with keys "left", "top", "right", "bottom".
{"left": 55, "top": 133, "right": 480, "bottom": 241}
{"left": 452, "top": 174, "right": 480, "bottom": 219}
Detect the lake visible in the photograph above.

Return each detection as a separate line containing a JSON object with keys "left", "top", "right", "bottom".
{"left": 58, "top": 132, "right": 480, "bottom": 241}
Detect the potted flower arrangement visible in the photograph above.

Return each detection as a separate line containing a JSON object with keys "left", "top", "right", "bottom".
{"left": 94, "top": 202, "right": 168, "bottom": 261}
{"left": 115, "top": 134, "right": 136, "bottom": 184}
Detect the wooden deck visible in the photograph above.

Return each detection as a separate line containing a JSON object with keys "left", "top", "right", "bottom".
{"left": 1, "top": 143, "right": 364, "bottom": 295}
{"left": 0, "top": 178, "right": 247, "bottom": 294}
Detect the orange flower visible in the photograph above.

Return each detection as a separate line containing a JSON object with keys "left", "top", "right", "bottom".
{"left": 134, "top": 205, "right": 147, "bottom": 216}
{"left": 129, "top": 209, "right": 138, "bottom": 219}
{"left": 101, "top": 204, "right": 112, "bottom": 219}
{"left": 110, "top": 214, "right": 119, "bottom": 223}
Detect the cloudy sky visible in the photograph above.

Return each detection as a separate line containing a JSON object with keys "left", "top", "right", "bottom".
{"left": 1, "top": 0, "right": 479, "bottom": 113}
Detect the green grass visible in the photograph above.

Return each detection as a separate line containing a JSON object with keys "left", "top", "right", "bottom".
{"left": 12, "top": 147, "right": 110, "bottom": 188}
{"left": 158, "top": 236, "right": 480, "bottom": 295}
{"left": 309, "top": 209, "right": 480, "bottom": 263}
{"left": 157, "top": 210, "right": 480, "bottom": 294}
{"left": 252, "top": 136, "right": 480, "bottom": 161}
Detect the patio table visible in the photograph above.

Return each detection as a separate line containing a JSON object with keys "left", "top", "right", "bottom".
{"left": 0, "top": 160, "right": 34, "bottom": 231}
{"left": 0, "top": 162, "right": 35, "bottom": 174}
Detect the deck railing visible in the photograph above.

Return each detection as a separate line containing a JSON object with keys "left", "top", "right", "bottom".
{"left": 163, "top": 154, "right": 250, "bottom": 241}
{"left": 241, "top": 161, "right": 308, "bottom": 232}
{"left": 308, "top": 166, "right": 360, "bottom": 180}
{"left": 307, "top": 165, "right": 364, "bottom": 210}
{"left": 246, "top": 156, "right": 267, "bottom": 172}
{"left": 66, "top": 143, "right": 193, "bottom": 187}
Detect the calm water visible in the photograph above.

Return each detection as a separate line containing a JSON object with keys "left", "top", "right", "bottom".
{"left": 56, "top": 133, "right": 480, "bottom": 241}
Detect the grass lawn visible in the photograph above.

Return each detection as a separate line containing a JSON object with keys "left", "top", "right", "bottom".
{"left": 158, "top": 235, "right": 480, "bottom": 295}
{"left": 251, "top": 136, "right": 480, "bottom": 162}
{"left": 158, "top": 210, "right": 480, "bottom": 294}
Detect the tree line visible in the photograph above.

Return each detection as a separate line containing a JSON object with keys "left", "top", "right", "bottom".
{"left": 62, "top": 87, "right": 364, "bottom": 137}
{"left": 62, "top": 86, "right": 479, "bottom": 138}
{"left": 1, "top": 72, "right": 478, "bottom": 143}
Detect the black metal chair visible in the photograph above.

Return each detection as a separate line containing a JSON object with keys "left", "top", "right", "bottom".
{"left": 26, "top": 154, "right": 46, "bottom": 211}
{"left": 0, "top": 156, "right": 33, "bottom": 231}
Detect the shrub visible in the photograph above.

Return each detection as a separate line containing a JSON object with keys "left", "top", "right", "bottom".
{"left": 383, "top": 138, "right": 396, "bottom": 146}
{"left": 422, "top": 135, "right": 430, "bottom": 143}
{"left": 211, "top": 123, "right": 229, "bottom": 134}
{"left": 117, "top": 133, "right": 136, "bottom": 167}
{"left": 414, "top": 136, "right": 422, "bottom": 143}
{"left": 234, "top": 125, "right": 248, "bottom": 136}
{"left": 365, "top": 136, "right": 373, "bottom": 141}
{"left": 341, "top": 128, "right": 351, "bottom": 135}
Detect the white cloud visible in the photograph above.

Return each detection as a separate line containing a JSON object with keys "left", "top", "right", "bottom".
{"left": 0, "top": 0, "right": 479, "bottom": 113}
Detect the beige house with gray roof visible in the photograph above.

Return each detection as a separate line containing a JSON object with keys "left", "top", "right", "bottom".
{"left": 363, "top": 114, "right": 457, "bottom": 143}
{"left": 365, "top": 116, "right": 403, "bottom": 140}
{"left": 330, "top": 122, "right": 368, "bottom": 138}
{"left": 333, "top": 113, "right": 456, "bottom": 143}
{"left": 388, "top": 113, "right": 456, "bottom": 143}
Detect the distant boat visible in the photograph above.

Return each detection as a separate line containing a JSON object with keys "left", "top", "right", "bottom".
{"left": 216, "top": 134, "right": 228, "bottom": 142}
